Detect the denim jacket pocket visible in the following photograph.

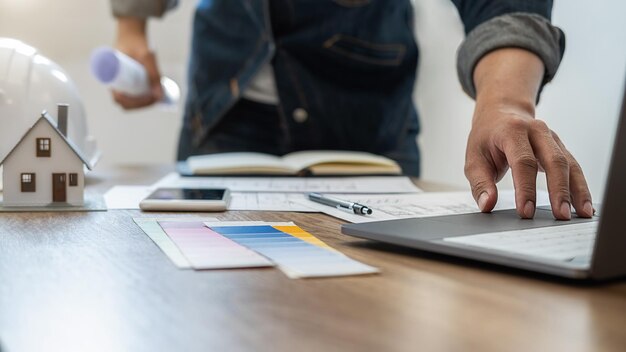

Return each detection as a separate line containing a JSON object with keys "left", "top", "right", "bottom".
{"left": 323, "top": 34, "right": 406, "bottom": 67}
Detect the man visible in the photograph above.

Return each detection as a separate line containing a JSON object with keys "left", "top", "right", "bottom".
{"left": 110, "top": 0, "right": 593, "bottom": 221}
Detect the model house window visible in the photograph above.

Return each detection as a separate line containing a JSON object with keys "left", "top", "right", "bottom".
{"left": 36, "top": 138, "right": 51, "bottom": 157}
{"left": 69, "top": 173, "right": 78, "bottom": 186}
{"left": 21, "top": 173, "right": 36, "bottom": 192}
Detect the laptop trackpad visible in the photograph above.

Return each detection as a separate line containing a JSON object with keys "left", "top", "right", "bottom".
{"left": 343, "top": 209, "right": 597, "bottom": 242}
{"left": 431, "top": 208, "right": 595, "bottom": 237}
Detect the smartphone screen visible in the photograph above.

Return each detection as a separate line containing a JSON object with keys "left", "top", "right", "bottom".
{"left": 147, "top": 188, "right": 227, "bottom": 201}
{"left": 140, "top": 188, "right": 230, "bottom": 212}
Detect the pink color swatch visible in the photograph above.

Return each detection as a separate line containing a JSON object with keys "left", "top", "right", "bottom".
{"left": 159, "top": 221, "right": 273, "bottom": 269}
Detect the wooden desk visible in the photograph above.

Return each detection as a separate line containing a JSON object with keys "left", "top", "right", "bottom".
{"left": 0, "top": 166, "right": 624, "bottom": 352}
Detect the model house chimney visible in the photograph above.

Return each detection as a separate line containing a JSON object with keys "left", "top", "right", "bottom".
{"left": 57, "top": 104, "right": 68, "bottom": 137}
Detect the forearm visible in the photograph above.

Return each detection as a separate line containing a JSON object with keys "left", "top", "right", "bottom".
{"left": 473, "top": 48, "right": 545, "bottom": 120}
{"left": 456, "top": 12, "right": 565, "bottom": 102}
{"left": 116, "top": 17, "right": 148, "bottom": 51}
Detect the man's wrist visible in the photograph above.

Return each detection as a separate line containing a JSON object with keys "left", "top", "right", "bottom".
{"left": 472, "top": 48, "right": 545, "bottom": 123}
{"left": 474, "top": 95, "right": 537, "bottom": 121}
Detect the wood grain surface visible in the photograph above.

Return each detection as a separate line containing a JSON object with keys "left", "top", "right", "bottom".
{"left": 0, "top": 166, "right": 624, "bottom": 352}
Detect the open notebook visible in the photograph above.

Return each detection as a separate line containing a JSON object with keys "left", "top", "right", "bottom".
{"left": 185, "top": 150, "right": 402, "bottom": 176}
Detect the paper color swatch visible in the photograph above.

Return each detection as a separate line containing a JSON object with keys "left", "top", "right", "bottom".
{"left": 133, "top": 217, "right": 220, "bottom": 269}
{"left": 205, "top": 222, "right": 379, "bottom": 278}
{"left": 134, "top": 218, "right": 378, "bottom": 278}
{"left": 159, "top": 221, "right": 274, "bottom": 269}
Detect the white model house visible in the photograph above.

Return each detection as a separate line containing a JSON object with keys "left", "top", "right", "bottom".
{"left": 0, "top": 105, "right": 92, "bottom": 206}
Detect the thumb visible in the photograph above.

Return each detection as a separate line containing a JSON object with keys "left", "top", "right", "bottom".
{"left": 465, "top": 153, "right": 499, "bottom": 212}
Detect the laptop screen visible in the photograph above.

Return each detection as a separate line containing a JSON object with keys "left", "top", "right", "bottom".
{"left": 591, "top": 76, "right": 626, "bottom": 279}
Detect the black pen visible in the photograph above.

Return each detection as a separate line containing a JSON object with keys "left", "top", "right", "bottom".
{"left": 308, "top": 193, "right": 373, "bottom": 215}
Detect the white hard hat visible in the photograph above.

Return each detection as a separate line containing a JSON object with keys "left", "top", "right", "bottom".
{"left": 0, "top": 38, "right": 100, "bottom": 168}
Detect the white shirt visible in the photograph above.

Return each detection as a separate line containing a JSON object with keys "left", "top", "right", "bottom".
{"left": 242, "top": 62, "right": 279, "bottom": 105}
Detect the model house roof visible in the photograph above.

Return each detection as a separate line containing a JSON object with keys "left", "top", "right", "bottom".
{"left": 0, "top": 111, "right": 93, "bottom": 170}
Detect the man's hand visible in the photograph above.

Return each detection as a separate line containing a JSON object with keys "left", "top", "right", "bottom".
{"left": 465, "top": 48, "right": 593, "bottom": 220}
{"left": 113, "top": 16, "right": 163, "bottom": 109}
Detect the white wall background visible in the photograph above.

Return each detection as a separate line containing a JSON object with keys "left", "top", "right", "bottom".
{"left": 1, "top": 0, "right": 625, "bottom": 201}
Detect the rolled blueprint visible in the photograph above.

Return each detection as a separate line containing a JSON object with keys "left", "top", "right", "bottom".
{"left": 90, "top": 47, "right": 179, "bottom": 105}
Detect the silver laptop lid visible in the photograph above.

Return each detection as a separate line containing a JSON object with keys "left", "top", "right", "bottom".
{"left": 590, "top": 77, "right": 626, "bottom": 279}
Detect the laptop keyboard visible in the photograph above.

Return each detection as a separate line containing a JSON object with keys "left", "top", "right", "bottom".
{"left": 443, "top": 222, "right": 598, "bottom": 262}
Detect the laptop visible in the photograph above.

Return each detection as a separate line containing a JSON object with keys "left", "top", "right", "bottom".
{"left": 342, "top": 81, "right": 626, "bottom": 280}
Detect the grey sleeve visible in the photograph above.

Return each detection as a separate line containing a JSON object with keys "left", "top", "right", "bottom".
{"left": 456, "top": 13, "right": 566, "bottom": 99}
{"left": 110, "top": 0, "right": 179, "bottom": 18}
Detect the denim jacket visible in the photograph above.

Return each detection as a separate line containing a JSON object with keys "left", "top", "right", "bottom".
{"left": 111, "top": 0, "right": 565, "bottom": 176}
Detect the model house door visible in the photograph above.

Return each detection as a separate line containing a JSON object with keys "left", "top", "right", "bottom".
{"left": 52, "top": 173, "right": 66, "bottom": 202}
